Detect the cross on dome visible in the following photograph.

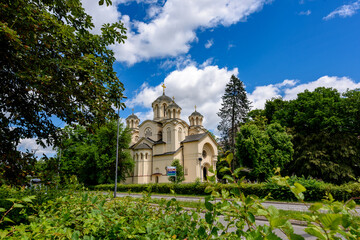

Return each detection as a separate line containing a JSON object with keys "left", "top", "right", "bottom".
{"left": 161, "top": 83, "right": 166, "bottom": 94}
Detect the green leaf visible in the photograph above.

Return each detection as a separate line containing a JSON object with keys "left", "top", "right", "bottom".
{"left": 205, "top": 201, "right": 213, "bottom": 211}
{"left": 98, "top": 0, "right": 104, "bottom": 5}
{"left": 205, "top": 212, "right": 213, "bottom": 224}
{"left": 219, "top": 167, "right": 231, "bottom": 173}
{"left": 223, "top": 175, "right": 234, "bottom": 183}
{"left": 3, "top": 217, "right": 14, "bottom": 223}
{"left": 319, "top": 214, "right": 342, "bottom": 230}
{"left": 14, "top": 203, "right": 24, "bottom": 208}
{"left": 247, "top": 212, "right": 255, "bottom": 223}
{"left": 205, "top": 185, "right": 214, "bottom": 193}
{"left": 226, "top": 153, "right": 233, "bottom": 166}
{"left": 289, "top": 233, "right": 305, "bottom": 240}
{"left": 304, "top": 227, "right": 326, "bottom": 240}
{"left": 0, "top": 208, "right": 6, "bottom": 212}
{"left": 309, "top": 202, "right": 323, "bottom": 212}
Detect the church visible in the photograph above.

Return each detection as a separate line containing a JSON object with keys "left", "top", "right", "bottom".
{"left": 123, "top": 84, "right": 218, "bottom": 184}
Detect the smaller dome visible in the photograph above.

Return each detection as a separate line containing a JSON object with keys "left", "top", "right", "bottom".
{"left": 167, "top": 102, "right": 181, "bottom": 109}
{"left": 126, "top": 113, "right": 139, "bottom": 120}
{"left": 190, "top": 110, "right": 203, "bottom": 117}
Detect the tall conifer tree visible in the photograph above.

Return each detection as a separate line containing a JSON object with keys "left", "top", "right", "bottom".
{"left": 217, "top": 75, "right": 250, "bottom": 170}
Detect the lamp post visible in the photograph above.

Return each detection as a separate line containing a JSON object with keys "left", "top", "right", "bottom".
{"left": 114, "top": 101, "right": 121, "bottom": 198}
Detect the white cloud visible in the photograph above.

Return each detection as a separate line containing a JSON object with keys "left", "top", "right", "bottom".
{"left": 109, "top": 0, "right": 271, "bottom": 64}
{"left": 248, "top": 76, "right": 360, "bottom": 109}
{"left": 159, "top": 55, "right": 196, "bottom": 70}
{"left": 127, "top": 64, "right": 238, "bottom": 133}
{"left": 323, "top": 0, "right": 360, "bottom": 20}
{"left": 283, "top": 76, "right": 360, "bottom": 100}
{"left": 298, "top": 10, "right": 311, "bottom": 16}
{"left": 81, "top": 0, "right": 123, "bottom": 34}
{"left": 17, "top": 138, "right": 56, "bottom": 159}
{"left": 205, "top": 39, "right": 214, "bottom": 49}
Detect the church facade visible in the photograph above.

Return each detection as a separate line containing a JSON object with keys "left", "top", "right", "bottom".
{"left": 123, "top": 86, "right": 218, "bottom": 184}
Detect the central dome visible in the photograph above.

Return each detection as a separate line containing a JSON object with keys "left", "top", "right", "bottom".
{"left": 154, "top": 93, "right": 172, "bottom": 104}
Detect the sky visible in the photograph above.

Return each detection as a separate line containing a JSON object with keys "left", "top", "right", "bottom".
{"left": 19, "top": 0, "right": 360, "bottom": 157}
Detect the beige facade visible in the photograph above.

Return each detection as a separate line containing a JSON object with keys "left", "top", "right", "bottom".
{"left": 124, "top": 88, "right": 218, "bottom": 184}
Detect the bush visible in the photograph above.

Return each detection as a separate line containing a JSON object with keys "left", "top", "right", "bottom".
{"left": 94, "top": 178, "right": 360, "bottom": 203}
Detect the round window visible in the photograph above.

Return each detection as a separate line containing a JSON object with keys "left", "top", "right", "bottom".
{"left": 202, "top": 150, "right": 207, "bottom": 158}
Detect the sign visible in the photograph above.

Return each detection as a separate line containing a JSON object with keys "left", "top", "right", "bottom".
{"left": 166, "top": 166, "right": 176, "bottom": 176}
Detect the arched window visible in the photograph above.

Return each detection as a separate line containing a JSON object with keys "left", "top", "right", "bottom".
{"left": 167, "top": 128, "right": 171, "bottom": 143}
{"left": 163, "top": 104, "right": 167, "bottom": 117}
{"left": 145, "top": 127, "right": 152, "bottom": 138}
{"left": 136, "top": 153, "right": 139, "bottom": 161}
{"left": 178, "top": 128, "right": 182, "bottom": 142}
{"left": 145, "top": 153, "right": 148, "bottom": 159}
{"left": 158, "top": 131, "right": 162, "bottom": 140}
{"left": 140, "top": 153, "right": 143, "bottom": 160}
{"left": 156, "top": 105, "right": 160, "bottom": 118}
{"left": 173, "top": 109, "right": 176, "bottom": 118}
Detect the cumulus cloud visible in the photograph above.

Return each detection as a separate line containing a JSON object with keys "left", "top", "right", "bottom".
{"left": 127, "top": 64, "right": 238, "bottom": 132}
{"left": 323, "top": 0, "right": 360, "bottom": 20}
{"left": 81, "top": 0, "right": 123, "bottom": 34}
{"left": 17, "top": 138, "right": 56, "bottom": 158}
{"left": 108, "top": 0, "right": 271, "bottom": 64}
{"left": 249, "top": 76, "right": 360, "bottom": 109}
{"left": 205, "top": 39, "right": 214, "bottom": 49}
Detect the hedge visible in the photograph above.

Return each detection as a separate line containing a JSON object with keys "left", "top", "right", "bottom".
{"left": 92, "top": 179, "right": 360, "bottom": 203}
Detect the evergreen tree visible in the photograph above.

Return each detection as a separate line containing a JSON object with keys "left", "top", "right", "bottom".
{"left": 217, "top": 75, "right": 250, "bottom": 170}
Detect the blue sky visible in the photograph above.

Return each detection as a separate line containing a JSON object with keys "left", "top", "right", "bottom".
{"left": 20, "top": 0, "right": 360, "bottom": 157}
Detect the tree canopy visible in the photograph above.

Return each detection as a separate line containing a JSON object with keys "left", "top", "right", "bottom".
{"left": 59, "top": 120, "right": 134, "bottom": 186}
{"left": 265, "top": 87, "right": 360, "bottom": 183}
{"left": 0, "top": 0, "right": 127, "bottom": 185}
{"left": 236, "top": 119, "right": 293, "bottom": 181}
{"left": 217, "top": 75, "right": 250, "bottom": 170}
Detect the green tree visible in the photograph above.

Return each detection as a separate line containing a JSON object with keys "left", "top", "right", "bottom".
{"left": 168, "top": 159, "right": 185, "bottom": 183}
{"left": 266, "top": 87, "right": 360, "bottom": 183}
{"left": 59, "top": 120, "right": 134, "bottom": 185}
{"left": 236, "top": 121, "right": 293, "bottom": 181}
{"left": 217, "top": 75, "right": 250, "bottom": 170}
{"left": 0, "top": 0, "right": 126, "bottom": 185}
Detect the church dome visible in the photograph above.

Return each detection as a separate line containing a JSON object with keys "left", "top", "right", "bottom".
{"left": 153, "top": 93, "right": 172, "bottom": 104}
{"left": 190, "top": 110, "right": 203, "bottom": 117}
{"left": 126, "top": 113, "right": 139, "bottom": 120}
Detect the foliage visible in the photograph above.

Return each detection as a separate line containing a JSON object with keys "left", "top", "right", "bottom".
{"left": 34, "top": 156, "right": 60, "bottom": 185}
{"left": 236, "top": 120, "right": 293, "bottom": 181}
{"left": 0, "top": 0, "right": 127, "bottom": 186}
{"left": 265, "top": 87, "right": 360, "bottom": 184}
{"left": 93, "top": 179, "right": 360, "bottom": 203}
{"left": 168, "top": 159, "right": 185, "bottom": 183}
{"left": 59, "top": 120, "right": 134, "bottom": 185}
{"left": 2, "top": 168, "right": 360, "bottom": 239}
{"left": 217, "top": 75, "right": 250, "bottom": 170}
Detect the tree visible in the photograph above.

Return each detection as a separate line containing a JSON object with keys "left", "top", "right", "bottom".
{"left": 236, "top": 121, "right": 293, "bottom": 181}
{"left": 59, "top": 120, "right": 134, "bottom": 185}
{"left": 0, "top": 0, "right": 127, "bottom": 185}
{"left": 265, "top": 87, "right": 360, "bottom": 183}
{"left": 217, "top": 75, "right": 250, "bottom": 170}
{"left": 168, "top": 159, "right": 185, "bottom": 183}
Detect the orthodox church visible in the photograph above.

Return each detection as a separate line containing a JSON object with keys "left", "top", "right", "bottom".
{"left": 123, "top": 84, "right": 218, "bottom": 184}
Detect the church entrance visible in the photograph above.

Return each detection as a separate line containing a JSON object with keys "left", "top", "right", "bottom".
{"left": 203, "top": 167, "right": 207, "bottom": 180}
{"left": 155, "top": 176, "right": 159, "bottom": 183}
